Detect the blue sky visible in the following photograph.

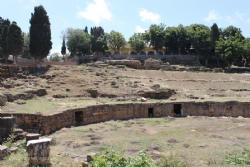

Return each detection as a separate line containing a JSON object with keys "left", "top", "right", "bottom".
{"left": 1, "top": 0, "right": 250, "bottom": 53}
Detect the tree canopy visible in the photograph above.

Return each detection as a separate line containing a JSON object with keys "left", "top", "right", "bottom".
{"left": 107, "top": 31, "right": 126, "bottom": 53}
{"left": 66, "top": 28, "right": 91, "bottom": 56}
{"left": 90, "top": 26, "right": 108, "bottom": 54}
{"left": 0, "top": 18, "right": 10, "bottom": 61}
{"left": 145, "top": 24, "right": 165, "bottom": 51}
{"left": 7, "top": 22, "right": 23, "bottom": 63}
{"left": 129, "top": 33, "right": 145, "bottom": 52}
{"left": 29, "top": 5, "right": 52, "bottom": 60}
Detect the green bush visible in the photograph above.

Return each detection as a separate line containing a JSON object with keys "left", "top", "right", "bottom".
{"left": 89, "top": 150, "right": 183, "bottom": 167}
{"left": 89, "top": 150, "right": 154, "bottom": 167}
{"left": 225, "top": 149, "right": 250, "bottom": 165}
{"left": 128, "top": 151, "right": 154, "bottom": 167}
{"left": 89, "top": 150, "right": 127, "bottom": 167}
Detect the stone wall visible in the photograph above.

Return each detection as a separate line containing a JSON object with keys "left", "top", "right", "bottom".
{"left": 1, "top": 101, "right": 250, "bottom": 135}
{"left": 0, "top": 117, "right": 15, "bottom": 143}
{"left": 0, "top": 65, "right": 50, "bottom": 78}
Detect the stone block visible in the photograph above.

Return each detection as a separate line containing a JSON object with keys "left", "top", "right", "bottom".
{"left": 0, "top": 145, "right": 8, "bottom": 159}
{"left": 0, "top": 117, "right": 15, "bottom": 143}
{"left": 26, "top": 133, "right": 41, "bottom": 142}
{"left": 87, "top": 153, "right": 96, "bottom": 162}
{"left": 26, "top": 138, "right": 52, "bottom": 167}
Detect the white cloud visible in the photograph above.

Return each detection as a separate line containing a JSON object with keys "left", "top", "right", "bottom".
{"left": 135, "top": 25, "right": 146, "bottom": 33}
{"left": 204, "top": 10, "right": 220, "bottom": 22}
{"left": 139, "top": 8, "right": 161, "bottom": 23}
{"left": 77, "top": 0, "right": 112, "bottom": 25}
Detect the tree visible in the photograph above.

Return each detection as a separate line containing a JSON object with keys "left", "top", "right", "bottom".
{"left": 223, "top": 26, "right": 244, "bottom": 40}
{"left": 146, "top": 24, "right": 165, "bottom": 51}
{"left": 242, "top": 38, "right": 250, "bottom": 66}
{"left": 210, "top": 23, "right": 220, "bottom": 53}
{"left": 66, "top": 28, "right": 91, "bottom": 56}
{"left": 0, "top": 18, "right": 10, "bottom": 62}
{"left": 129, "top": 33, "right": 145, "bottom": 52}
{"left": 186, "top": 24, "right": 211, "bottom": 65}
{"left": 6, "top": 22, "right": 23, "bottom": 64}
{"left": 164, "top": 27, "right": 178, "bottom": 54}
{"left": 107, "top": 31, "right": 126, "bottom": 53}
{"left": 215, "top": 26, "right": 246, "bottom": 67}
{"left": 49, "top": 53, "right": 62, "bottom": 62}
{"left": 175, "top": 25, "right": 189, "bottom": 54}
{"left": 29, "top": 5, "right": 52, "bottom": 61}
{"left": 90, "top": 26, "right": 108, "bottom": 55}
{"left": 215, "top": 37, "right": 244, "bottom": 66}
{"left": 61, "top": 36, "right": 66, "bottom": 60}
{"left": 84, "top": 26, "right": 88, "bottom": 34}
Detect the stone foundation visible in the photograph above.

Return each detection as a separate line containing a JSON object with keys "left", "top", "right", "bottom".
{"left": 0, "top": 64, "right": 50, "bottom": 79}
{"left": 1, "top": 101, "right": 250, "bottom": 135}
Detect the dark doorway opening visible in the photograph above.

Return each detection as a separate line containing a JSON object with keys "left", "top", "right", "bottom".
{"left": 75, "top": 111, "right": 83, "bottom": 125}
{"left": 148, "top": 108, "right": 154, "bottom": 118}
{"left": 174, "top": 104, "right": 182, "bottom": 117}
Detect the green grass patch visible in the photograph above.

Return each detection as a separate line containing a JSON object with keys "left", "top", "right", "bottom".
{"left": 89, "top": 149, "right": 183, "bottom": 167}
{"left": 225, "top": 149, "right": 250, "bottom": 165}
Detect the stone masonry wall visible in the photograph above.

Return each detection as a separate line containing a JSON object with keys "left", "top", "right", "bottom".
{"left": 1, "top": 101, "right": 250, "bottom": 135}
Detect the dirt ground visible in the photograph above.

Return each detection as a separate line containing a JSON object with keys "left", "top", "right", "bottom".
{"left": 1, "top": 63, "right": 250, "bottom": 114}
{"left": 2, "top": 117, "right": 250, "bottom": 167}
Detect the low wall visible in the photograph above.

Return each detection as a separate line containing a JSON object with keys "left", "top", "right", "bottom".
{"left": 1, "top": 101, "right": 250, "bottom": 135}
{"left": 0, "top": 117, "right": 15, "bottom": 143}
{"left": 0, "top": 64, "right": 50, "bottom": 78}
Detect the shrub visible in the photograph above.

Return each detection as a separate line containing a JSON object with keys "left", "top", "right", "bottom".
{"left": 89, "top": 150, "right": 127, "bottom": 167}
{"left": 89, "top": 149, "right": 184, "bottom": 167}
{"left": 225, "top": 149, "right": 250, "bottom": 165}
{"left": 128, "top": 151, "right": 155, "bottom": 167}
{"left": 89, "top": 150, "right": 154, "bottom": 167}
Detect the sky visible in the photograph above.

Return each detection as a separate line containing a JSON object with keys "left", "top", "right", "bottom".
{"left": 1, "top": 0, "right": 250, "bottom": 53}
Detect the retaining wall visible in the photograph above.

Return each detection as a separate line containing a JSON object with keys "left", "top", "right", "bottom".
{"left": 1, "top": 101, "right": 250, "bottom": 135}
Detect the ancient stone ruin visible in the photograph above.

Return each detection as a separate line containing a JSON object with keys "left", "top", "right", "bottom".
{"left": 26, "top": 138, "right": 52, "bottom": 167}
{"left": 0, "top": 117, "right": 15, "bottom": 143}
{"left": 0, "top": 145, "right": 8, "bottom": 160}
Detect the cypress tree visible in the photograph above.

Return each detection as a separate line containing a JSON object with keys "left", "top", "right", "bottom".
{"left": 0, "top": 19, "right": 10, "bottom": 62}
{"left": 7, "top": 22, "right": 23, "bottom": 64}
{"left": 61, "top": 36, "right": 66, "bottom": 60}
{"left": 29, "top": 5, "right": 52, "bottom": 61}
{"left": 84, "top": 26, "right": 88, "bottom": 34}
{"left": 210, "top": 23, "right": 220, "bottom": 53}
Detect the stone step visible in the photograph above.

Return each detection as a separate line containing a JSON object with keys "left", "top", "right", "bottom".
{"left": 26, "top": 133, "right": 41, "bottom": 142}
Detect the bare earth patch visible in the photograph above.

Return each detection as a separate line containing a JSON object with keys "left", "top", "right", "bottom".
{"left": 1, "top": 64, "right": 250, "bottom": 114}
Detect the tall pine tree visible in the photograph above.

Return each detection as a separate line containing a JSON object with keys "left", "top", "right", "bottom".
{"left": 210, "top": 23, "right": 220, "bottom": 53}
{"left": 84, "top": 26, "right": 88, "bottom": 34}
{"left": 29, "top": 5, "right": 52, "bottom": 61}
{"left": 61, "top": 36, "right": 66, "bottom": 60}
